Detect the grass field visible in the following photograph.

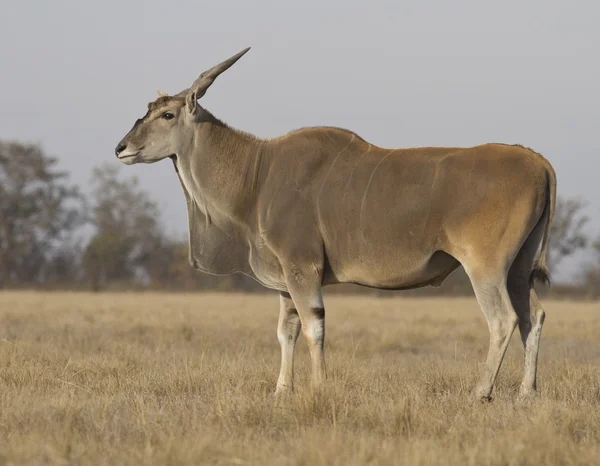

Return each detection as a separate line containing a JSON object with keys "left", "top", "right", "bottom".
{"left": 0, "top": 291, "right": 599, "bottom": 465}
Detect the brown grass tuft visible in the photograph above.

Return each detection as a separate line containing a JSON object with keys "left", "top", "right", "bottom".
{"left": 0, "top": 291, "right": 599, "bottom": 465}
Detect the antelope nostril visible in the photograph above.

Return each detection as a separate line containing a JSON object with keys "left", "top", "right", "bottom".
{"left": 115, "top": 143, "right": 127, "bottom": 157}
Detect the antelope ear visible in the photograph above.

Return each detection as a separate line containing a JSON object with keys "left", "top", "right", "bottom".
{"left": 180, "top": 47, "right": 251, "bottom": 113}
{"left": 186, "top": 89, "right": 197, "bottom": 114}
{"left": 156, "top": 89, "right": 168, "bottom": 97}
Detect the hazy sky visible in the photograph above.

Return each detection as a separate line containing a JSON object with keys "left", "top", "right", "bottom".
{"left": 1, "top": 0, "right": 598, "bottom": 279}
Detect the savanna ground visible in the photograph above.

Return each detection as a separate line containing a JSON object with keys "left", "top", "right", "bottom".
{"left": 0, "top": 291, "right": 599, "bottom": 465}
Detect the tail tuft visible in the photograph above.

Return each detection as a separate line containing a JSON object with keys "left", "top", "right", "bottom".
{"left": 530, "top": 261, "right": 551, "bottom": 288}
{"left": 528, "top": 158, "right": 556, "bottom": 290}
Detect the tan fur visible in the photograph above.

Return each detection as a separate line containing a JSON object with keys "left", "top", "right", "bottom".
{"left": 115, "top": 48, "right": 557, "bottom": 401}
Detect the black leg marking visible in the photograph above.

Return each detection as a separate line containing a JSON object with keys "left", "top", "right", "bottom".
{"left": 311, "top": 307, "right": 325, "bottom": 320}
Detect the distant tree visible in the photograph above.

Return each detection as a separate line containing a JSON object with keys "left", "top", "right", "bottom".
{"left": 548, "top": 197, "right": 589, "bottom": 274}
{"left": 45, "top": 238, "right": 85, "bottom": 287}
{"left": 143, "top": 237, "right": 200, "bottom": 290}
{"left": 0, "top": 141, "right": 86, "bottom": 287}
{"left": 83, "top": 231, "right": 137, "bottom": 291}
{"left": 139, "top": 235, "right": 187, "bottom": 289}
{"left": 84, "top": 164, "right": 164, "bottom": 290}
{"left": 581, "top": 236, "right": 600, "bottom": 299}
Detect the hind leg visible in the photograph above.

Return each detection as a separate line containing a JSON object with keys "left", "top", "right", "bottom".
{"left": 508, "top": 272, "right": 546, "bottom": 397}
{"left": 520, "top": 290, "right": 545, "bottom": 396}
{"left": 507, "top": 223, "right": 547, "bottom": 397}
{"left": 465, "top": 265, "right": 519, "bottom": 402}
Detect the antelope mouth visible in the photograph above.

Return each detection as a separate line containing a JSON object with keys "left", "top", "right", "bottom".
{"left": 118, "top": 152, "right": 140, "bottom": 160}
{"left": 117, "top": 145, "right": 144, "bottom": 162}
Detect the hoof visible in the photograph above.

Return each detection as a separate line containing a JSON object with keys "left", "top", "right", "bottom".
{"left": 475, "top": 386, "right": 493, "bottom": 403}
{"left": 272, "top": 387, "right": 294, "bottom": 407}
{"left": 274, "top": 384, "right": 294, "bottom": 398}
{"left": 518, "top": 387, "right": 538, "bottom": 402}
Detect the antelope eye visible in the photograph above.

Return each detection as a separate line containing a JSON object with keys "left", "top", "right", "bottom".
{"left": 162, "top": 112, "right": 175, "bottom": 120}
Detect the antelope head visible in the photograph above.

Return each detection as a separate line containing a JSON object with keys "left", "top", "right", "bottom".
{"left": 114, "top": 47, "right": 251, "bottom": 165}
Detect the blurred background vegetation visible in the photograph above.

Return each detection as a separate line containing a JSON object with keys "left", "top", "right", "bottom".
{"left": 1, "top": 140, "right": 598, "bottom": 299}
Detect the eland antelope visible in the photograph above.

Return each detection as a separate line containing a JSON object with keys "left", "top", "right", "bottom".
{"left": 115, "top": 47, "right": 556, "bottom": 402}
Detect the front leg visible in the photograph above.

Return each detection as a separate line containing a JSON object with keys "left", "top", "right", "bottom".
{"left": 302, "top": 303, "right": 327, "bottom": 387}
{"left": 284, "top": 264, "right": 327, "bottom": 387}
{"left": 275, "top": 291, "right": 301, "bottom": 394}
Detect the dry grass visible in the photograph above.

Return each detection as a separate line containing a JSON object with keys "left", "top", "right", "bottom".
{"left": 0, "top": 291, "right": 599, "bottom": 465}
